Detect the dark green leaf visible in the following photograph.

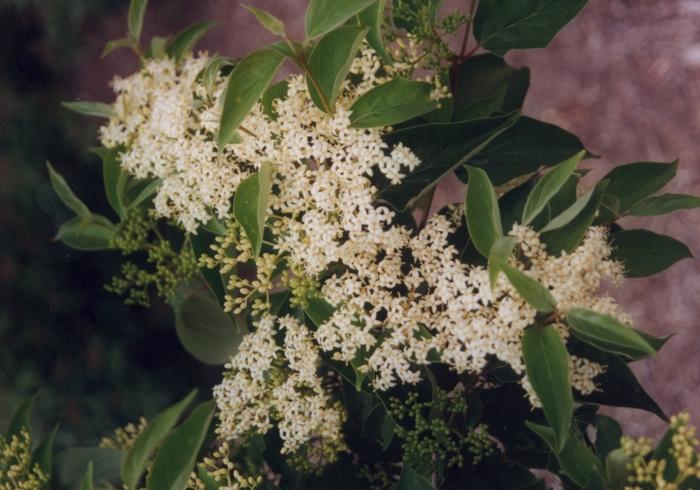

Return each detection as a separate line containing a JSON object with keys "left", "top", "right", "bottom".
{"left": 31, "top": 424, "right": 59, "bottom": 479}
{"left": 147, "top": 401, "right": 215, "bottom": 490}
{"left": 56, "top": 215, "right": 116, "bottom": 251}
{"left": 522, "top": 150, "right": 584, "bottom": 225}
{"left": 79, "top": 462, "right": 94, "bottom": 490}
{"left": 201, "top": 56, "right": 234, "bottom": 97}
{"left": 306, "top": 26, "right": 368, "bottom": 113}
{"left": 201, "top": 217, "right": 227, "bottom": 236}
{"left": 349, "top": 78, "right": 437, "bottom": 128}
{"left": 219, "top": 49, "right": 283, "bottom": 149}
{"left": 392, "top": 0, "right": 442, "bottom": 33}
{"left": 455, "top": 84, "right": 508, "bottom": 121}
{"left": 474, "top": 0, "right": 588, "bottom": 56}
{"left": 172, "top": 283, "right": 245, "bottom": 365}
{"left": 475, "top": 117, "right": 586, "bottom": 186}
{"left": 395, "top": 464, "right": 436, "bottom": 490}
{"left": 102, "top": 37, "right": 133, "bottom": 58}
{"left": 522, "top": 325, "right": 573, "bottom": 452}
{"left": 605, "top": 448, "right": 631, "bottom": 490}
{"left": 128, "top": 0, "right": 148, "bottom": 42}
{"left": 233, "top": 161, "right": 273, "bottom": 257}
{"left": 541, "top": 180, "right": 607, "bottom": 255}
{"left": 55, "top": 447, "right": 123, "bottom": 489}
{"left": 102, "top": 148, "right": 127, "bottom": 218}
{"left": 567, "top": 308, "right": 655, "bottom": 360}
{"left": 610, "top": 229, "right": 693, "bottom": 277}
{"left": 6, "top": 393, "right": 38, "bottom": 439}
{"left": 592, "top": 415, "right": 622, "bottom": 460}
{"left": 166, "top": 21, "right": 216, "bottom": 62}
{"left": 600, "top": 161, "right": 678, "bottom": 215}
{"left": 47, "top": 161, "right": 92, "bottom": 218}
{"left": 62, "top": 101, "right": 116, "bottom": 119}
{"left": 304, "top": 297, "right": 336, "bottom": 326}
{"left": 125, "top": 178, "right": 161, "bottom": 209}
{"left": 358, "top": 0, "right": 392, "bottom": 64}
{"left": 242, "top": 4, "right": 285, "bottom": 36}
{"left": 636, "top": 330, "right": 672, "bottom": 351}
{"left": 305, "top": 0, "right": 376, "bottom": 38}
{"left": 380, "top": 113, "right": 519, "bottom": 210}
{"left": 629, "top": 193, "right": 700, "bottom": 216}
{"left": 261, "top": 80, "right": 289, "bottom": 119}
{"left": 488, "top": 236, "right": 517, "bottom": 290}
{"left": 465, "top": 166, "right": 503, "bottom": 258}
{"left": 502, "top": 264, "right": 557, "bottom": 313}
{"left": 540, "top": 187, "right": 594, "bottom": 233}
{"left": 452, "top": 54, "right": 530, "bottom": 118}
{"left": 122, "top": 390, "right": 198, "bottom": 489}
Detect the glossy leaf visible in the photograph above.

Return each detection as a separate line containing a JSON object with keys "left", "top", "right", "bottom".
{"left": 125, "top": 178, "right": 161, "bottom": 209}
{"left": 304, "top": 296, "right": 336, "bottom": 326}
{"left": 522, "top": 325, "right": 572, "bottom": 452}
{"left": 122, "top": 390, "right": 197, "bottom": 489}
{"left": 541, "top": 180, "right": 607, "bottom": 255}
{"left": 261, "top": 80, "right": 289, "bottom": 119}
{"left": 456, "top": 84, "right": 508, "bottom": 121}
{"left": 147, "top": 401, "right": 215, "bottom": 490}
{"left": 306, "top": 26, "right": 368, "bottom": 112}
{"left": 62, "top": 101, "right": 116, "bottom": 119}
{"left": 379, "top": 113, "right": 519, "bottom": 210}
{"left": 128, "top": 0, "right": 148, "bottom": 41}
{"left": 47, "top": 162, "right": 91, "bottom": 218}
{"left": 219, "top": 49, "right": 283, "bottom": 149}
{"left": 465, "top": 166, "right": 503, "bottom": 258}
{"left": 539, "top": 187, "right": 594, "bottom": 232}
{"left": 476, "top": 117, "right": 587, "bottom": 186}
{"left": 172, "top": 283, "right": 245, "bottom": 365}
{"left": 592, "top": 415, "right": 622, "bottom": 460}
{"left": 349, "top": 78, "right": 437, "bottom": 128}
{"left": 395, "top": 464, "right": 436, "bottom": 490}
{"left": 600, "top": 161, "right": 678, "bottom": 215}
{"left": 629, "top": 193, "right": 700, "bottom": 216}
{"left": 606, "top": 448, "right": 631, "bottom": 490}
{"left": 233, "top": 161, "right": 273, "bottom": 257}
{"left": 79, "top": 462, "right": 94, "bottom": 490}
{"left": 567, "top": 308, "right": 655, "bottom": 360}
{"left": 522, "top": 150, "right": 584, "bottom": 225}
{"left": 102, "top": 37, "right": 132, "bottom": 58}
{"left": 242, "top": 4, "right": 285, "bottom": 36}
{"left": 166, "top": 22, "right": 216, "bottom": 62}
{"left": 502, "top": 264, "right": 557, "bottom": 313}
{"left": 56, "top": 215, "right": 116, "bottom": 251}
{"left": 102, "top": 148, "right": 127, "bottom": 218}
{"left": 610, "top": 229, "right": 693, "bottom": 278}
{"left": 31, "top": 424, "right": 59, "bottom": 479}
{"left": 357, "top": 0, "right": 391, "bottom": 63}
{"left": 305, "top": 0, "right": 376, "bottom": 38}
{"left": 474, "top": 0, "right": 588, "bottom": 56}
{"left": 488, "top": 236, "right": 517, "bottom": 290}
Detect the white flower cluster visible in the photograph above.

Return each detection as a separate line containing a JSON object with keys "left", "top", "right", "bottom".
{"left": 214, "top": 316, "right": 346, "bottom": 458}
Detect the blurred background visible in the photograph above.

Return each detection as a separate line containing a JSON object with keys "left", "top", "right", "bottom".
{"left": 1, "top": 0, "right": 698, "bottom": 448}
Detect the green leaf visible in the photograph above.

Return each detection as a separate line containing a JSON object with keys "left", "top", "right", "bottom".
{"left": 539, "top": 187, "right": 594, "bottom": 233}
{"left": 172, "top": 283, "right": 245, "bottom": 365}
{"left": 305, "top": 0, "right": 376, "bottom": 38}
{"left": 522, "top": 325, "right": 573, "bottom": 452}
{"left": 379, "top": 112, "right": 519, "bottom": 210}
{"left": 62, "top": 101, "right": 116, "bottom": 119}
{"left": 456, "top": 84, "right": 508, "bottom": 121}
{"left": 610, "top": 229, "right": 693, "bottom": 277}
{"left": 102, "top": 37, "right": 133, "bottom": 58}
{"left": 600, "top": 161, "right": 678, "bottom": 216}
{"left": 102, "top": 148, "right": 127, "bottom": 219}
{"left": 219, "top": 49, "right": 283, "bottom": 149}
{"left": 522, "top": 150, "right": 584, "bottom": 225}
{"left": 629, "top": 193, "right": 700, "bottom": 216}
{"left": 502, "top": 264, "right": 557, "bottom": 313}
{"left": 166, "top": 21, "right": 216, "bottom": 62}
{"left": 261, "top": 80, "right": 289, "bottom": 119}
{"left": 474, "top": 0, "right": 588, "bottom": 56}
{"left": 349, "top": 78, "right": 437, "bottom": 128}
{"left": 605, "top": 448, "right": 631, "bottom": 490}
{"left": 476, "top": 117, "right": 587, "bottom": 186}
{"left": 190, "top": 235, "right": 226, "bottom": 306}
{"left": 242, "top": 4, "right": 285, "bottom": 36}
{"left": 452, "top": 54, "right": 530, "bottom": 118}
{"left": 201, "top": 217, "right": 227, "bottom": 236}
{"left": 306, "top": 26, "right": 368, "bottom": 113}
{"left": 147, "top": 400, "right": 215, "bottom": 490}
{"left": 128, "top": 0, "right": 148, "bottom": 42}
{"left": 122, "top": 390, "right": 198, "bottom": 489}
{"left": 357, "top": 0, "right": 392, "bottom": 64}
{"left": 31, "top": 424, "right": 59, "bottom": 479}
{"left": 592, "top": 415, "right": 622, "bottom": 461}
{"left": 304, "top": 297, "right": 336, "bottom": 326}
{"left": 201, "top": 56, "right": 234, "bottom": 97}
{"left": 465, "top": 166, "right": 503, "bottom": 258}
{"left": 47, "top": 162, "right": 92, "bottom": 218}
{"left": 233, "top": 161, "right": 273, "bottom": 257}
{"left": 147, "top": 35, "right": 169, "bottom": 59}
{"left": 79, "top": 462, "right": 94, "bottom": 490}
{"left": 526, "top": 423, "right": 604, "bottom": 488}
{"left": 541, "top": 179, "right": 607, "bottom": 255}
{"left": 395, "top": 464, "right": 436, "bottom": 490}
{"left": 125, "top": 178, "right": 161, "bottom": 209}
{"left": 392, "top": 0, "right": 442, "bottom": 33}
{"left": 56, "top": 215, "right": 116, "bottom": 251}
{"left": 488, "top": 236, "right": 517, "bottom": 290}
{"left": 55, "top": 447, "right": 123, "bottom": 489}
{"left": 567, "top": 308, "right": 655, "bottom": 360}
{"left": 6, "top": 393, "right": 38, "bottom": 439}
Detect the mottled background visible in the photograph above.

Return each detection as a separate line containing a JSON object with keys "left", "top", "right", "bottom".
{"left": 1, "top": 0, "right": 698, "bottom": 446}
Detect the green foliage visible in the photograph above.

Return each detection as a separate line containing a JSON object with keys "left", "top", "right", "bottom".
{"left": 349, "top": 78, "right": 437, "bottom": 128}
{"left": 629, "top": 193, "right": 700, "bottom": 216}
{"left": 465, "top": 166, "right": 503, "bottom": 258}
{"left": 61, "top": 101, "right": 117, "bottom": 119}
{"left": 487, "top": 236, "right": 516, "bottom": 290}
{"left": 233, "top": 162, "right": 273, "bottom": 257}
{"left": 610, "top": 229, "right": 693, "bottom": 277}
{"left": 127, "top": 0, "right": 148, "bottom": 42}
{"left": 305, "top": 0, "right": 377, "bottom": 38}
{"left": 242, "top": 4, "right": 286, "bottom": 36}
{"left": 358, "top": 0, "right": 391, "bottom": 64}
{"left": 501, "top": 264, "right": 557, "bottom": 313}
{"left": 79, "top": 462, "right": 94, "bottom": 490}
{"left": 166, "top": 21, "right": 216, "bottom": 62}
